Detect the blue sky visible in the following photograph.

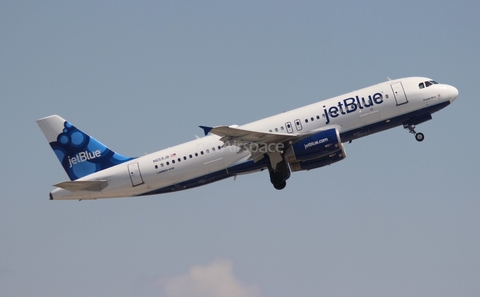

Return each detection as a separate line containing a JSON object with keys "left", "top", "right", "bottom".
{"left": 1, "top": 1, "right": 479, "bottom": 296}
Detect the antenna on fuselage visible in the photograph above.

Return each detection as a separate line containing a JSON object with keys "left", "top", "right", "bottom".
{"left": 387, "top": 76, "right": 392, "bottom": 81}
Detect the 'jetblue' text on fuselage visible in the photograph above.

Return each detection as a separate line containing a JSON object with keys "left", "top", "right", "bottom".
{"left": 323, "top": 93, "right": 384, "bottom": 124}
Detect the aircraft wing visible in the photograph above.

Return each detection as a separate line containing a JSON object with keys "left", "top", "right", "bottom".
{"left": 210, "top": 126, "right": 298, "bottom": 144}
{"left": 208, "top": 126, "right": 299, "bottom": 163}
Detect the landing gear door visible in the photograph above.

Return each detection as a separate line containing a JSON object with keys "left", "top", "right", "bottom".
{"left": 391, "top": 82, "right": 408, "bottom": 105}
{"left": 128, "top": 162, "right": 144, "bottom": 187}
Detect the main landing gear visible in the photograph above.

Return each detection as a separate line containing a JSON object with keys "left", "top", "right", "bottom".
{"left": 404, "top": 124, "right": 424, "bottom": 142}
{"left": 268, "top": 160, "right": 290, "bottom": 190}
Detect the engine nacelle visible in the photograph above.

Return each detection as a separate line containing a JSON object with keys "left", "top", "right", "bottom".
{"left": 284, "top": 128, "right": 343, "bottom": 163}
{"left": 289, "top": 145, "right": 346, "bottom": 172}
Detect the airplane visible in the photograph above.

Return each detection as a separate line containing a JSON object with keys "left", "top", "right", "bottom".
{"left": 37, "top": 77, "right": 458, "bottom": 200}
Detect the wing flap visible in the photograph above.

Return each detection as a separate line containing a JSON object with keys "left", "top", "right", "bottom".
{"left": 210, "top": 126, "right": 298, "bottom": 145}
{"left": 54, "top": 180, "right": 109, "bottom": 192}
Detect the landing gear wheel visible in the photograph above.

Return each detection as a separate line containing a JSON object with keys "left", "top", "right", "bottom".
{"left": 268, "top": 160, "right": 290, "bottom": 190}
{"left": 415, "top": 133, "right": 424, "bottom": 142}
{"left": 273, "top": 181, "right": 286, "bottom": 190}
{"left": 404, "top": 123, "right": 425, "bottom": 142}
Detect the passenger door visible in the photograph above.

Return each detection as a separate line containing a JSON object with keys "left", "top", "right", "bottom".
{"left": 391, "top": 82, "right": 408, "bottom": 105}
{"left": 128, "top": 162, "right": 144, "bottom": 187}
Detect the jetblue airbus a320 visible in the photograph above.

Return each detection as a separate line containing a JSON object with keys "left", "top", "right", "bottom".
{"left": 37, "top": 77, "right": 458, "bottom": 200}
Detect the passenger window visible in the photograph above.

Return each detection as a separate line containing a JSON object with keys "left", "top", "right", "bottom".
{"left": 172, "top": 160, "right": 175, "bottom": 164}
{"left": 305, "top": 119, "right": 308, "bottom": 123}
{"left": 183, "top": 156, "right": 187, "bottom": 160}
{"left": 206, "top": 149, "right": 209, "bottom": 153}
{"left": 155, "top": 165, "right": 158, "bottom": 169}
{"left": 195, "top": 153, "right": 198, "bottom": 157}
{"left": 316, "top": 115, "right": 320, "bottom": 120}
{"left": 201, "top": 151, "right": 204, "bottom": 155}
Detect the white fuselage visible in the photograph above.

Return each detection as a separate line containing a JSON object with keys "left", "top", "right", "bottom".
{"left": 49, "top": 77, "right": 458, "bottom": 200}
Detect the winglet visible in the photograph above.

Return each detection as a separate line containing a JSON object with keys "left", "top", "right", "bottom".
{"left": 199, "top": 126, "right": 213, "bottom": 136}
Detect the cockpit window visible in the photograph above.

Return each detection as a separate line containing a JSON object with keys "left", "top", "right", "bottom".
{"left": 419, "top": 80, "right": 439, "bottom": 89}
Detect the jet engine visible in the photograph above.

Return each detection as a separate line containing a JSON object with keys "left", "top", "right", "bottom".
{"left": 284, "top": 128, "right": 346, "bottom": 172}
{"left": 289, "top": 146, "right": 346, "bottom": 172}
{"left": 284, "top": 128, "right": 343, "bottom": 163}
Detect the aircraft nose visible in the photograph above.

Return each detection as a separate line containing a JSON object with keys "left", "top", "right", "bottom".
{"left": 445, "top": 85, "right": 459, "bottom": 103}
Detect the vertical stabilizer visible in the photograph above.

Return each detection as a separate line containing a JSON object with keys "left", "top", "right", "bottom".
{"left": 36, "top": 115, "right": 135, "bottom": 180}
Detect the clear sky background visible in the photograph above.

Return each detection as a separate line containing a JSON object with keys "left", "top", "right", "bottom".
{"left": 1, "top": 1, "right": 479, "bottom": 296}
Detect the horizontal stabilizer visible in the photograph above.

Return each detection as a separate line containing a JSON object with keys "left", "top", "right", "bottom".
{"left": 54, "top": 180, "right": 109, "bottom": 192}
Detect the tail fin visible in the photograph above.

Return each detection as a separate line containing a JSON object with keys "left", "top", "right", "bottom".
{"left": 36, "top": 115, "right": 135, "bottom": 180}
